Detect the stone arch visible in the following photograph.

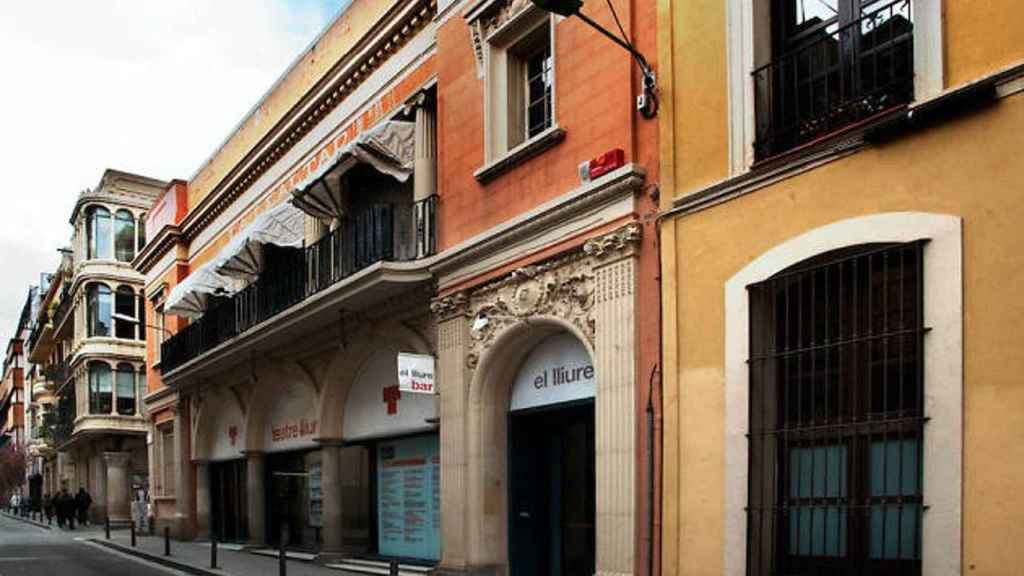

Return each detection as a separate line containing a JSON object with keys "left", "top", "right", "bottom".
{"left": 193, "top": 384, "right": 248, "bottom": 462}
{"left": 317, "top": 321, "right": 433, "bottom": 441}
{"left": 244, "top": 360, "right": 319, "bottom": 453}
{"left": 464, "top": 315, "right": 595, "bottom": 568}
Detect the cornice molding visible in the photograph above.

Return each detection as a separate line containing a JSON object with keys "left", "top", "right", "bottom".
{"left": 178, "top": 0, "right": 437, "bottom": 247}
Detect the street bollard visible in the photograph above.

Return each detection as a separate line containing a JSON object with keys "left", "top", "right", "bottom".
{"left": 210, "top": 535, "right": 218, "bottom": 569}
{"left": 164, "top": 526, "right": 171, "bottom": 556}
{"left": 279, "top": 524, "right": 288, "bottom": 576}
{"left": 105, "top": 517, "right": 111, "bottom": 540}
{"left": 389, "top": 559, "right": 399, "bottom": 576}
{"left": 131, "top": 520, "right": 136, "bottom": 548}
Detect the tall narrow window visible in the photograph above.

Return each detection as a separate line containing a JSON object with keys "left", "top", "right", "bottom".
{"left": 508, "top": 24, "right": 553, "bottom": 148}
{"left": 746, "top": 241, "right": 925, "bottom": 576}
{"left": 137, "top": 294, "right": 147, "bottom": 342}
{"left": 115, "top": 286, "right": 136, "bottom": 339}
{"left": 88, "top": 362, "right": 113, "bottom": 415}
{"left": 115, "top": 210, "right": 136, "bottom": 262}
{"left": 137, "top": 367, "right": 147, "bottom": 416}
{"left": 137, "top": 213, "right": 147, "bottom": 252}
{"left": 115, "top": 363, "right": 136, "bottom": 415}
{"left": 87, "top": 206, "right": 112, "bottom": 260}
{"left": 87, "top": 283, "right": 113, "bottom": 337}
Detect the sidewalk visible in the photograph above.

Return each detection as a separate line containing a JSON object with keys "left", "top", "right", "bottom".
{"left": 0, "top": 510, "right": 51, "bottom": 530}
{"left": 71, "top": 525, "right": 360, "bottom": 576}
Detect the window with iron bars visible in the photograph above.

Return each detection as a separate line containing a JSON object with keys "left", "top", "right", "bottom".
{"left": 746, "top": 241, "right": 927, "bottom": 576}
{"left": 753, "top": 0, "right": 914, "bottom": 159}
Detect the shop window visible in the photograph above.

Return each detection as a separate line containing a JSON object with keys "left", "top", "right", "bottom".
{"left": 87, "top": 283, "right": 113, "bottom": 337}
{"left": 87, "top": 206, "right": 112, "bottom": 260}
{"left": 115, "top": 286, "right": 137, "bottom": 339}
{"left": 115, "top": 363, "right": 136, "bottom": 416}
{"left": 745, "top": 241, "right": 925, "bottom": 575}
{"left": 88, "top": 362, "right": 113, "bottom": 415}
{"left": 115, "top": 209, "right": 136, "bottom": 262}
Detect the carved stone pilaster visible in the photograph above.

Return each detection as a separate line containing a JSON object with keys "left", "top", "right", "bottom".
{"left": 430, "top": 291, "right": 471, "bottom": 323}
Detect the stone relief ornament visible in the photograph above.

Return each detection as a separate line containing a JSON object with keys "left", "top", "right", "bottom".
{"left": 583, "top": 222, "right": 642, "bottom": 259}
{"left": 464, "top": 252, "right": 596, "bottom": 371}
{"left": 466, "top": 0, "right": 537, "bottom": 78}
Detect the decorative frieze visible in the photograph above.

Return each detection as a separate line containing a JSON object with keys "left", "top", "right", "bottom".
{"left": 584, "top": 222, "right": 642, "bottom": 260}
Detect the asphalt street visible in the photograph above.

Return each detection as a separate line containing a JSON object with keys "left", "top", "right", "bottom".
{"left": 0, "top": 514, "right": 177, "bottom": 576}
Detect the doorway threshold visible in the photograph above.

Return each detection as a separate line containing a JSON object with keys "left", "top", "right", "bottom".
{"left": 251, "top": 548, "right": 319, "bottom": 562}
{"left": 324, "top": 558, "right": 434, "bottom": 576}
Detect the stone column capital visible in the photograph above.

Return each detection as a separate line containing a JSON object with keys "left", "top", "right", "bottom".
{"left": 103, "top": 451, "right": 131, "bottom": 467}
{"left": 430, "top": 291, "right": 471, "bottom": 323}
{"left": 583, "top": 222, "right": 643, "bottom": 263}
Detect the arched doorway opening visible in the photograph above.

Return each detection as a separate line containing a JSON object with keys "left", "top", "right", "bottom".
{"left": 507, "top": 332, "right": 596, "bottom": 576}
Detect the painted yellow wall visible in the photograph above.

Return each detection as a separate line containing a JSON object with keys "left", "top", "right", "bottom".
{"left": 658, "top": 2, "right": 1024, "bottom": 573}
{"left": 659, "top": 92, "right": 1024, "bottom": 575}
{"left": 187, "top": 0, "right": 395, "bottom": 209}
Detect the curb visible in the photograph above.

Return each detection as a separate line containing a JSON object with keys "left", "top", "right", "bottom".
{"left": 88, "top": 538, "right": 224, "bottom": 576}
{"left": 0, "top": 511, "right": 52, "bottom": 530}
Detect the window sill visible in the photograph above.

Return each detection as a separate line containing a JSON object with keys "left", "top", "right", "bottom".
{"left": 474, "top": 125, "right": 566, "bottom": 184}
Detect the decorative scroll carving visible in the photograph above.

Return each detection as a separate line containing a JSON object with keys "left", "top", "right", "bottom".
{"left": 463, "top": 252, "right": 596, "bottom": 372}
{"left": 430, "top": 291, "right": 470, "bottom": 321}
{"left": 583, "top": 223, "right": 643, "bottom": 260}
{"left": 465, "top": 0, "right": 535, "bottom": 77}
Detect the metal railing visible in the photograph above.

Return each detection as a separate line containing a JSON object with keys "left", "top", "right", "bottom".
{"left": 161, "top": 196, "right": 437, "bottom": 373}
{"left": 752, "top": 0, "right": 913, "bottom": 160}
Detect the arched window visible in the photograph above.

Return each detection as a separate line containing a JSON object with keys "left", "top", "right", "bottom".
{"left": 116, "top": 363, "right": 136, "bottom": 415}
{"left": 137, "top": 367, "right": 147, "bottom": 416}
{"left": 137, "top": 213, "right": 147, "bottom": 252}
{"left": 115, "top": 286, "right": 137, "bottom": 339}
{"left": 87, "top": 283, "right": 112, "bottom": 337}
{"left": 88, "top": 362, "right": 112, "bottom": 414}
{"left": 86, "top": 206, "right": 112, "bottom": 260}
{"left": 115, "top": 210, "right": 136, "bottom": 262}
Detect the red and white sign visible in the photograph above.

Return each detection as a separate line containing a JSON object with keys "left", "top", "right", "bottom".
{"left": 397, "top": 353, "right": 436, "bottom": 395}
{"left": 343, "top": 349, "right": 438, "bottom": 442}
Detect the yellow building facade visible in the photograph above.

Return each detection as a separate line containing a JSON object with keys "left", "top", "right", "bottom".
{"left": 658, "top": 1, "right": 1024, "bottom": 575}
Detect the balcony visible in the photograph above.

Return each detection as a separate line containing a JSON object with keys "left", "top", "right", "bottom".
{"left": 160, "top": 195, "right": 437, "bottom": 375}
{"left": 752, "top": 0, "right": 913, "bottom": 160}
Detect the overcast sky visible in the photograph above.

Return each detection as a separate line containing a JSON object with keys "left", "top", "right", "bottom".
{"left": 0, "top": 1, "right": 346, "bottom": 349}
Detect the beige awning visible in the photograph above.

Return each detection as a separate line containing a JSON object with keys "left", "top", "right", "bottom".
{"left": 164, "top": 262, "right": 238, "bottom": 319}
{"left": 291, "top": 120, "right": 415, "bottom": 221}
{"left": 213, "top": 201, "right": 306, "bottom": 283}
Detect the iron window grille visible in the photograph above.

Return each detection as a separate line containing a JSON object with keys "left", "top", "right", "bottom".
{"left": 746, "top": 240, "right": 927, "bottom": 576}
{"left": 753, "top": 0, "right": 914, "bottom": 160}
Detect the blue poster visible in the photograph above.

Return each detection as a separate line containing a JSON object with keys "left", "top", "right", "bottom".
{"left": 377, "top": 435, "right": 441, "bottom": 560}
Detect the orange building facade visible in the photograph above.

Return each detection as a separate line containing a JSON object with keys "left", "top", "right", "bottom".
{"left": 135, "top": 0, "right": 661, "bottom": 574}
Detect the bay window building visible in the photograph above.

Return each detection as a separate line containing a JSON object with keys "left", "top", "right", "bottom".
{"left": 32, "top": 168, "right": 165, "bottom": 525}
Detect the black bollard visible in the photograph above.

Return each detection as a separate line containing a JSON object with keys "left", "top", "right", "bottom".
{"left": 279, "top": 524, "right": 288, "bottom": 576}
{"left": 105, "top": 517, "right": 111, "bottom": 540}
{"left": 164, "top": 526, "right": 171, "bottom": 556}
{"left": 131, "top": 520, "right": 136, "bottom": 548}
{"left": 389, "top": 559, "right": 399, "bottom": 576}
{"left": 210, "top": 535, "right": 218, "bottom": 569}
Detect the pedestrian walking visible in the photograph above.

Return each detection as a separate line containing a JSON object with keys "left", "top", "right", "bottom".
{"left": 57, "top": 488, "right": 74, "bottom": 529}
{"left": 75, "top": 487, "right": 92, "bottom": 527}
{"left": 43, "top": 493, "right": 54, "bottom": 524}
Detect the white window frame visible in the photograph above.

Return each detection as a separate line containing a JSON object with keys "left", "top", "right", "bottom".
{"left": 726, "top": 0, "right": 945, "bottom": 174}
{"left": 484, "top": 6, "right": 557, "bottom": 162}
{"left": 723, "top": 212, "right": 962, "bottom": 576}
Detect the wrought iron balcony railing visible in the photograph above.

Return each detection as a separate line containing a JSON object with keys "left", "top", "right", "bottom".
{"left": 161, "top": 196, "right": 437, "bottom": 373}
{"left": 752, "top": 0, "right": 913, "bottom": 160}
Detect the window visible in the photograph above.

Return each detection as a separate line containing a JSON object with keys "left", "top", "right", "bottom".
{"left": 137, "top": 213, "right": 147, "bottom": 252}
{"left": 137, "top": 368, "right": 147, "bottom": 416}
{"left": 88, "top": 362, "right": 112, "bottom": 415}
{"left": 87, "top": 206, "right": 112, "bottom": 260}
{"left": 510, "top": 25, "right": 553, "bottom": 145}
{"left": 138, "top": 294, "right": 147, "bottom": 342}
{"left": 115, "top": 363, "right": 136, "bottom": 415}
{"left": 115, "top": 286, "right": 137, "bottom": 339}
{"left": 481, "top": 7, "right": 558, "bottom": 164}
{"left": 87, "top": 283, "right": 113, "bottom": 337}
{"left": 746, "top": 241, "right": 925, "bottom": 575}
{"left": 115, "top": 210, "right": 136, "bottom": 262}
{"left": 752, "top": 0, "right": 913, "bottom": 159}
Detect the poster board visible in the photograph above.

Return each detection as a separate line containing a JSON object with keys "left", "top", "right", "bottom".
{"left": 376, "top": 435, "right": 441, "bottom": 560}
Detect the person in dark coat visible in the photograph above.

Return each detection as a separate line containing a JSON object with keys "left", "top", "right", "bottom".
{"left": 58, "top": 488, "right": 75, "bottom": 529}
{"left": 42, "top": 493, "right": 53, "bottom": 525}
{"left": 75, "top": 487, "right": 92, "bottom": 527}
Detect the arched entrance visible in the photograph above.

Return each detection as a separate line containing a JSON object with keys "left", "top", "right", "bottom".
{"left": 507, "top": 332, "right": 596, "bottom": 576}
{"left": 194, "top": 389, "right": 247, "bottom": 543}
